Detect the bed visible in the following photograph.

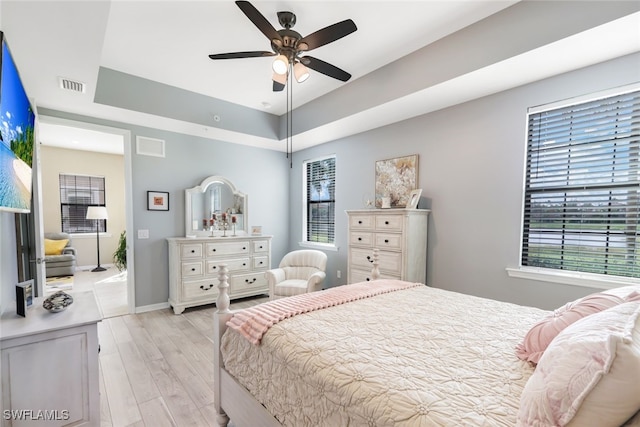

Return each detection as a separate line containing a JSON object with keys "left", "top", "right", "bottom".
{"left": 212, "top": 264, "right": 640, "bottom": 427}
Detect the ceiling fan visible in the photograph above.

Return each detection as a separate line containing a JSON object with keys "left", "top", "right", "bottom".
{"left": 208, "top": 1, "right": 357, "bottom": 92}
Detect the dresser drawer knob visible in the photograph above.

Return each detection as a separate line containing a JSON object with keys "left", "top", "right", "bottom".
{"left": 384, "top": 239, "right": 389, "bottom": 243}
{"left": 212, "top": 266, "right": 217, "bottom": 270}
{"left": 385, "top": 221, "right": 389, "bottom": 225}
{"left": 200, "top": 284, "right": 214, "bottom": 291}
{"left": 358, "top": 237, "right": 362, "bottom": 241}
{"left": 242, "top": 263, "right": 246, "bottom": 266}
{"left": 243, "top": 247, "right": 247, "bottom": 250}
{"left": 191, "top": 268, "right": 196, "bottom": 271}
{"left": 366, "top": 277, "right": 370, "bottom": 281}
{"left": 212, "top": 248, "right": 217, "bottom": 252}
{"left": 245, "top": 278, "right": 257, "bottom": 284}
{"left": 358, "top": 220, "right": 363, "bottom": 224}
{"left": 191, "top": 250, "right": 195, "bottom": 253}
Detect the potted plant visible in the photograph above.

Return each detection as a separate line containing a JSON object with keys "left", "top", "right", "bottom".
{"left": 113, "top": 230, "right": 127, "bottom": 271}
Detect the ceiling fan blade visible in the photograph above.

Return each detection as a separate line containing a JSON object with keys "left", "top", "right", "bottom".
{"left": 209, "top": 51, "right": 275, "bottom": 60}
{"left": 235, "top": 1, "right": 282, "bottom": 43}
{"left": 301, "top": 56, "right": 351, "bottom": 82}
{"left": 297, "top": 19, "right": 357, "bottom": 51}
{"left": 273, "top": 80, "right": 285, "bottom": 92}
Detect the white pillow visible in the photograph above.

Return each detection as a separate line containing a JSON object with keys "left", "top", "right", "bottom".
{"left": 517, "top": 301, "right": 640, "bottom": 427}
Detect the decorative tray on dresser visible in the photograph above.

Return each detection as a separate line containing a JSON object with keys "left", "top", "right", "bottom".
{"left": 346, "top": 209, "right": 430, "bottom": 284}
{"left": 167, "top": 235, "right": 272, "bottom": 314}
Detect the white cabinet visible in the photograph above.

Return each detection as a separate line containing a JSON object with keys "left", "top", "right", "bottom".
{"left": 346, "top": 209, "right": 429, "bottom": 284}
{"left": 1, "top": 291, "right": 102, "bottom": 427}
{"left": 167, "top": 236, "right": 272, "bottom": 314}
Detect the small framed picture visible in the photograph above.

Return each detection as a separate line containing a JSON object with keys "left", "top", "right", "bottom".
{"left": 16, "top": 279, "right": 34, "bottom": 317}
{"left": 251, "top": 225, "right": 262, "bottom": 236}
{"left": 147, "top": 191, "right": 169, "bottom": 211}
{"left": 406, "top": 189, "right": 422, "bottom": 209}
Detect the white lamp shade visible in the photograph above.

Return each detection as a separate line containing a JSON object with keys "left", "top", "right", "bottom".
{"left": 272, "top": 54, "right": 289, "bottom": 75}
{"left": 86, "top": 206, "right": 108, "bottom": 220}
{"left": 294, "top": 62, "right": 310, "bottom": 83}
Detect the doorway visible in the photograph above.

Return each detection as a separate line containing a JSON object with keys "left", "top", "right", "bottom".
{"left": 36, "top": 115, "right": 135, "bottom": 315}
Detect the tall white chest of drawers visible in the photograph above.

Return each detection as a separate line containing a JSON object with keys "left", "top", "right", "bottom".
{"left": 346, "top": 209, "right": 429, "bottom": 284}
{"left": 167, "top": 236, "right": 272, "bottom": 314}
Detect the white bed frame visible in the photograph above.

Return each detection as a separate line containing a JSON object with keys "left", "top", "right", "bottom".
{"left": 213, "top": 250, "right": 381, "bottom": 426}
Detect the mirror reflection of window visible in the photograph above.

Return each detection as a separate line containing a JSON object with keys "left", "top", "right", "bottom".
{"left": 212, "top": 185, "right": 221, "bottom": 215}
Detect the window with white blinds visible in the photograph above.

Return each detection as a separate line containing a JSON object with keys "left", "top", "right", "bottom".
{"left": 304, "top": 155, "right": 336, "bottom": 245}
{"left": 522, "top": 88, "right": 640, "bottom": 279}
{"left": 59, "top": 174, "right": 106, "bottom": 234}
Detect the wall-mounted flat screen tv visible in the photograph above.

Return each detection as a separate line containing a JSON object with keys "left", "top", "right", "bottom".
{"left": 0, "top": 31, "right": 35, "bottom": 213}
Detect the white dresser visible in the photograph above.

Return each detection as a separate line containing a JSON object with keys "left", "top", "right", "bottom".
{"left": 1, "top": 291, "right": 102, "bottom": 427}
{"left": 167, "top": 236, "right": 272, "bottom": 314}
{"left": 346, "top": 209, "right": 429, "bottom": 284}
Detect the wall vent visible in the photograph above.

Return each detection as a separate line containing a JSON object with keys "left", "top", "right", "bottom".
{"left": 136, "top": 136, "right": 165, "bottom": 158}
{"left": 58, "top": 77, "right": 86, "bottom": 93}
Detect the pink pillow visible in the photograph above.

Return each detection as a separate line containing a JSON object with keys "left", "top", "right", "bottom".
{"left": 517, "top": 301, "right": 640, "bottom": 427}
{"left": 602, "top": 285, "right": 640, "bottom": 300}
{"left": 516, "top": 292, "right": 626, "bottom": 364}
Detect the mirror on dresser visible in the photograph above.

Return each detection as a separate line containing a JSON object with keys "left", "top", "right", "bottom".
{"left": 185, "top": 175, "right": 248, "bottom": 237}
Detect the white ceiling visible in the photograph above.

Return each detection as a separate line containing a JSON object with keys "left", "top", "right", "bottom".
{"left": 2, "top": 1, "right": 639, "bottom": 154}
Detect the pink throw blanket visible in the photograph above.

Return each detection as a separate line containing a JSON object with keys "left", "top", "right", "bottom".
{"left": 226, "top": 279, "right": 422, "bottom": 345}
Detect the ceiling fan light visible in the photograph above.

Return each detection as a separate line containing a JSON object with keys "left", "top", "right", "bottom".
{"left": 272, "top": 72, "right": 287, "bottom": 85}
{"left": 294, "top": 62, "right": 310, "bottom": 83}
{"left": 272, "top": 54, "right": 289, "bottom": 75}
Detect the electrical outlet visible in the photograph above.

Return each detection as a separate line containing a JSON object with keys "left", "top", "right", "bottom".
{"left": 337, "top": 270, "right": 341, "bottom": 279}
{"left": 137, "top": 229, "right": 149, "bottom": 239}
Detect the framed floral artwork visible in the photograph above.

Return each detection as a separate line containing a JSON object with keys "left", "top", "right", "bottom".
{"left": 147, "top": 191, "right": 169, "bottom": 211}
{"left": 375, "top": 154, "right": 418, "bottom": 208}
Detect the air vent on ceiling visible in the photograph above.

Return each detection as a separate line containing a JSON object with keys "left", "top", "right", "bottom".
{"left": 58, "top": 77, "right": 86, "bottom": 93}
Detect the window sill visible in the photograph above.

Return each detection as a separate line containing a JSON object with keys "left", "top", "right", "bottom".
{"left": 298, "top": 242, "right": 339, "bottom": 252}
{"left": 506, "top": 266, "right": 638, "bottom": 291}
{"left": 70, "top": 232, "right": 112, "bottom": 239}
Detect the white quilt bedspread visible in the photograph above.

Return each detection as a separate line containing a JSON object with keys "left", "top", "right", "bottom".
{"left": 221, "top": 284, "right": 548, "bottom": 426}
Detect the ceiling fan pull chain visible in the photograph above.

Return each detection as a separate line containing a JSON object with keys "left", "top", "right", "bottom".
{"left": 290, "top": 69, "right": 292, "bottom": 163}
{"left": 286, "top": 71, "right": 290, "bottom": 162}
{"left": 289, "top": 68, "right": 293, "bottom": 169}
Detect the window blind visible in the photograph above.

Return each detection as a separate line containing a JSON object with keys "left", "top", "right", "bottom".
{"left": 522, "top": 88, "right": 640, "bottom": 278}
{"left": 305, "top": 156, "right": 336, "bottom": 244}
{"left": 59, "top": 174, "right": 106, "bottom": 233}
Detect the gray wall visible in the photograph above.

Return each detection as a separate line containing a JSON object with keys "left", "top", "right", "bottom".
{"left": 290, "top": 52, "right": 640, "bottom": 310}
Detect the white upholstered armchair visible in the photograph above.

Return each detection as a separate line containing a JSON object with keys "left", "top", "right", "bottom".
{"left": 266, "top": 250, "right": 328, "bottom": 300}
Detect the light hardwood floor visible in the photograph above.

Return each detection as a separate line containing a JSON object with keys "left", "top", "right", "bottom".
{"left": 98, "top": 296, "right": 268, "bottom": 427}
{"left": 49, "top": 267, "right": 129, "bottom": 318}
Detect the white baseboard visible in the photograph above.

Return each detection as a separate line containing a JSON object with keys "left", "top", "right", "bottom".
{"left": 135, "top": 302, "right": 170, "bottom": 314}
